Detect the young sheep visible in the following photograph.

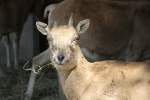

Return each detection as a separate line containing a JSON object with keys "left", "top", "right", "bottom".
{"left": 36, "top": 16, "right": 150, "bottom": 100}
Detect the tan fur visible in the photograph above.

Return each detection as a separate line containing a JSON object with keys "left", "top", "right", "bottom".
{"left": 58, "top": 47, "right": 150, "bottom": 100}
{"left": 42, "top": 25, "right": 150, "bottom": 100}
{"left": 48, "top": 26, "right": 77, "bottom": 46}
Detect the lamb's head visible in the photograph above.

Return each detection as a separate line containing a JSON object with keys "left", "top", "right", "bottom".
{"left": 36, "top": 16, "right": 90, "bottom": 66}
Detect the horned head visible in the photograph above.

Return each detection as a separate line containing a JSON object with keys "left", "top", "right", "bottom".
{"left": 36, "top": 15, "right": 90, "bottom": 66}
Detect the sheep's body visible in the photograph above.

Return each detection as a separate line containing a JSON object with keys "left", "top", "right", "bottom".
{"left": 45, "top": 0, "right": 150, "bottom": 61}
{"left": 57, "top": 46, "right": 150, "bottom": 100}
{"left": 36, "top": 18, "right": 150, "bottom": 100}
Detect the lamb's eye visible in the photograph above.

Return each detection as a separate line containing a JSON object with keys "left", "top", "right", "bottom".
{"left": 72, "top": 37, "right": 79, "bottom": 44}
{"left": 75, "top": 36, "right": 79, "bottom": 41}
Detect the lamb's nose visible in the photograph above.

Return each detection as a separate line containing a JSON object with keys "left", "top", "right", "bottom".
{"left": 57, "top": 55, "right": 65, "bottom": 62}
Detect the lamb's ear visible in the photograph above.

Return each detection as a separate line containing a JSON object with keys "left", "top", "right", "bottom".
{"left": 76, "top": 19, "right": 90, "bottom": 34}
{"left": 36, "top": 21, "right": 48, "bottom": 35}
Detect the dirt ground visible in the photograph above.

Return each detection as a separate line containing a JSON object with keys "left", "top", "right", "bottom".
{"left": 0, "top": 64, "right": 60, "bottom": 100}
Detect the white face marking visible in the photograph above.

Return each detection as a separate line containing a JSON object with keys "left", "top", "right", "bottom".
{"left": 47, "top": 25, "right": 79, "bottom": 65}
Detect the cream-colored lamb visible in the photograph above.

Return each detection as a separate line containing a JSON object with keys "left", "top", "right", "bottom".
{"left": 36, "top": 16, "right": 150, "bottom": 100}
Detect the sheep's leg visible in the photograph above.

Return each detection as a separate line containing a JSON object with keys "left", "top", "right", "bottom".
{"left": 2, "top": 35, "right": 11, "bottom": 68}
{"left": 24, "top": 71, "right": 36, "bottom": 100}
{"left": 10, "top": 32, "right": 18, "bottom": 68}
{"left": 24, "top": 48, "right": 50, "bottom": 100}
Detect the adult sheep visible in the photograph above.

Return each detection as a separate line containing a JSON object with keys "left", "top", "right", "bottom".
{"left": 44, "top": 0, "right": 150, "bottom": 61}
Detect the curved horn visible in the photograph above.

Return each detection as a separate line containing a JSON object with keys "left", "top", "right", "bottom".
{"left": 44, "top": 4, "right": 56, "bottom": 18}
{"left": 44, "top": 4, "right": 56, "bottom": 27}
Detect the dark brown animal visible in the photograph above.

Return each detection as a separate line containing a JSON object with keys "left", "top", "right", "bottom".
{"left": 44, "top": 0, "right": 150, "bottom": 61}
{"left": 125, "top": 4, "right": 150, "bottom": 61}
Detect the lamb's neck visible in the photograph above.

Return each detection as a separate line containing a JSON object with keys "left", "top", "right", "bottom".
{"left": 57, "top": 46, "right": 88, "bottom": 87}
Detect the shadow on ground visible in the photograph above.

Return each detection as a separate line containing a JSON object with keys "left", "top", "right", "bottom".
{"left": 0, "top": 64, "right": 60, "bottom": 100}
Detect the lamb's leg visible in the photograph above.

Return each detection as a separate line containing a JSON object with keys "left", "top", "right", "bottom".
{"left": 24, "top": 48, "right": 50, "bottom": 100}
{"left": 2, "top": 35, "right": 11, "bottom": 68}
{"left": 32, "top": 48, "right": 50, "bottom": 66}
{"left": 10, "top": 32, "right": 18, "bottom": 68}
{"left": 24, "top": 71, "right": 36, "bottom": 100}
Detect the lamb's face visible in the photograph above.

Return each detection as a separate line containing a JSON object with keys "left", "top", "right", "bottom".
{"left": 47, "top": 26, "right": 79, "bottom": 65}
{"left": 36, "top": 16, "right": 90, "bottom": 65}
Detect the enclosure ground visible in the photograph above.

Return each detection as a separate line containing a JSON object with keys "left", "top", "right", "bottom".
{"left": 0, "top": 64, "right": 60, "bottom": 100}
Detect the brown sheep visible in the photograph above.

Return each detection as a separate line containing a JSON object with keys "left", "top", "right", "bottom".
{"left": 44, "top": 0, "right": 150, "bottom": 61}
